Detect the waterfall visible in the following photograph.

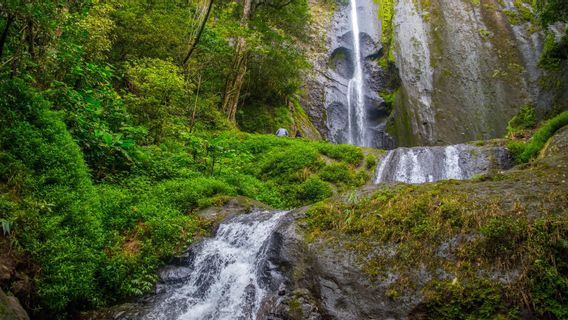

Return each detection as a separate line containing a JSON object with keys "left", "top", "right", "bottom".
{"left": 347, "top": 0, "right": 367, "bottom": 146}
{"left": 141, "top": 210, "right": 288, "bottom": 320}
{"left": 375, "top": 144, "right": 513, "bottom": 184}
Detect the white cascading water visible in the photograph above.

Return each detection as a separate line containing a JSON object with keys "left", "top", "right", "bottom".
{"left": 374, "top": 144, "right": 511, "bottom": 184}
{"left": 347, "top": 0, "right": 367, "bottom": 146}
{"left": 142, "top": 210, "right": 288, "bottom": 320}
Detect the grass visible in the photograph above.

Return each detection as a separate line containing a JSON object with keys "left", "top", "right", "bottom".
{"left": 508, "top": 111, "right": 568, "bottom": 163}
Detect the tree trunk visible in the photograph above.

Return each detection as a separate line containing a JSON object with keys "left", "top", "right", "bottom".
{"left": 221, "top": 0, "right": 252, "bottom": 124}
{"left": 0, "top": 15, "right": 14, "bottom": 58}
{"left": 27, "top": 19, "right": 34, "bottom": 58}
{"left": 183, "top": 0, "right": 214, "bottom": 66}
{"left": 189, "top": 74, "right": 202, "bottom": 132}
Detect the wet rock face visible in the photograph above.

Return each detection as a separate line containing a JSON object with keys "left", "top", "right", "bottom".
{"left": 303, "top": 0, "right": 396, "bottom": 149}
{"left": 391, "top": 0, "right": 567, "bottom": 146}
{"left": 261, "top": 209, "right": 420, "bottom": 319}
{"left": 375, "top": 144, "right": 514, "bottom": 184}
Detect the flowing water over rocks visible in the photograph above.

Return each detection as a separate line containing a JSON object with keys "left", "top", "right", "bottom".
{"left": 375, "top": 144, "right": 513, "bottom": 184}
{"left": 100, "top": 210, "right": 289, "bottom": 320}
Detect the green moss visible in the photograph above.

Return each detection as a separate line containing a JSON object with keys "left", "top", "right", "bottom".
{"left": 289, "top": 95, "right": 321, "bottom": 139}
{"left": 508, "top": 111, "right": 568, "bottom": 163}
{"left": 317, "top": 143, "right": 364, "bottom": 166}
{"left": 422, "top": 278, "right": 519, "bottom": 319}
{"left": 539, "top": 30, "right": 568, "bottom": 71}
{"left": 507, "top": 105, "right": 537, "bottom": 135}
{"left": 365, "top": 154, "right": 377, "bottom": 170}
{"left": 386, "top": 88, "right": 417, "bottom": 146}
{"left": 288, "top": 295, "right": 304, "bottom": 319}
{"left": 376, "top": 0, "right": 396, "bottom": 68}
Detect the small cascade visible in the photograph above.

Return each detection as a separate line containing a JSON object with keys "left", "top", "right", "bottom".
{"left": 141, "top": 210, "right": 288, "bottom": 320}
{"left": 346, "top": 0, "right": 367, "bottom": 146}
{"left": 375, "top": 144, "right": 512, "bottom": 184}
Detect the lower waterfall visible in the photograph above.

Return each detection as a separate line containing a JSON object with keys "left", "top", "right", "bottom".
{"left": 140, "top": 210, "right": 288, "bottom": 320}
{"left": 375, "top": 144, "right": 512, "bottom": 184}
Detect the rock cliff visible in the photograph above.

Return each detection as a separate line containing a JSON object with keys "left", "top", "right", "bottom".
{"left": 302, "top": 0, "right": 567, "bottom": 147}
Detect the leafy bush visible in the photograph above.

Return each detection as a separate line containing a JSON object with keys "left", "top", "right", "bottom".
{"left": 124, "top": 58, "right": 191, "bottom": 144}
{"left": 45, "top": 65, "right": 140, "bottom": 180}
{"left": 258, "top": 144, "right": 321, "bottom": 181}
{"left": 296, "top": 176, "right": 333, "bottom": 203}
{"left": 365, "top": 154, "right": 377, "bottom": 170}
{"left": 319, "top": 163, "right": 352, "bottom": 184}
{"left": 0, "top": 79, "right": 105, "bottom": 313}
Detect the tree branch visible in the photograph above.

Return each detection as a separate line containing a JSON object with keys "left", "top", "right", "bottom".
{"left": 183, "top": 0, "right": 214, "bottom": 66}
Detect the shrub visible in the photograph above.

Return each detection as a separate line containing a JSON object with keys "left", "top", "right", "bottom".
{"left": 365, "top": 154, "right": 377, "bottom": 170}
{"left": 319, "top": 163, "right": 352, "bottom": 184}
{"left": 296, "top": 176, "right": 333, "bottom": 203}
{"left": 0, "top": 79, "right": 105, "bottom": 314}
{"left": 258, "top": 144, "right": 320, "bottom": 181}
{"left": 124, "top": 58, "right": 190, "bottom": 144}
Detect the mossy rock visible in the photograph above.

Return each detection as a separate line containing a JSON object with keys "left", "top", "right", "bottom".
{"left": 0, "top": 289, "right": 29, "bottom": 320}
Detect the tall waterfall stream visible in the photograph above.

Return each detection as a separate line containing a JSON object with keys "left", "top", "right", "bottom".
{"left": 347, "top": 0, "right": 367, "bottom": 147}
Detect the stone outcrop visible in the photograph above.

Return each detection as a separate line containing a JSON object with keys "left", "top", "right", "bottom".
{"left": 261, "top": 127, "right": 568, "bottom": 319}
{"left": 302, "top": 0, "right": 567, "bottom": 148}
{"left": 374, "top": 143, "right": 513, "bottom": 184}
{"left": 262, "top": 208, "right": 419, "bottom": 319}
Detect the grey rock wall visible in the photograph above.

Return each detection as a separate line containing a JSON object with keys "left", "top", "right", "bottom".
{"left": 390, "top": 0, "right": 567, "bottom": 146}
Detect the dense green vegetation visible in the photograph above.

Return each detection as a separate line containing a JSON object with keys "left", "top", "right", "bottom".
{"left": 0, "top": 0, "right": 374, "bottom": 318}
{"left": 0, "top": 77, "right": 372, "bottom": 317}
{"left": 376, "top": 0, "right": 395, "bottom": 68}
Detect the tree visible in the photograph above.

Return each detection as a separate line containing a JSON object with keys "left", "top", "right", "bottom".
{"left": 221, "top": 0, "right": 309, "bottom": 124}
{"left": 124, "top": 58, "right": 192, "bottom": 144}
{"left": 221, "top": 0, "right": 253, "bottom": 124}
{"left": 183, "top": 0, "right": 215, "bottom": 66}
